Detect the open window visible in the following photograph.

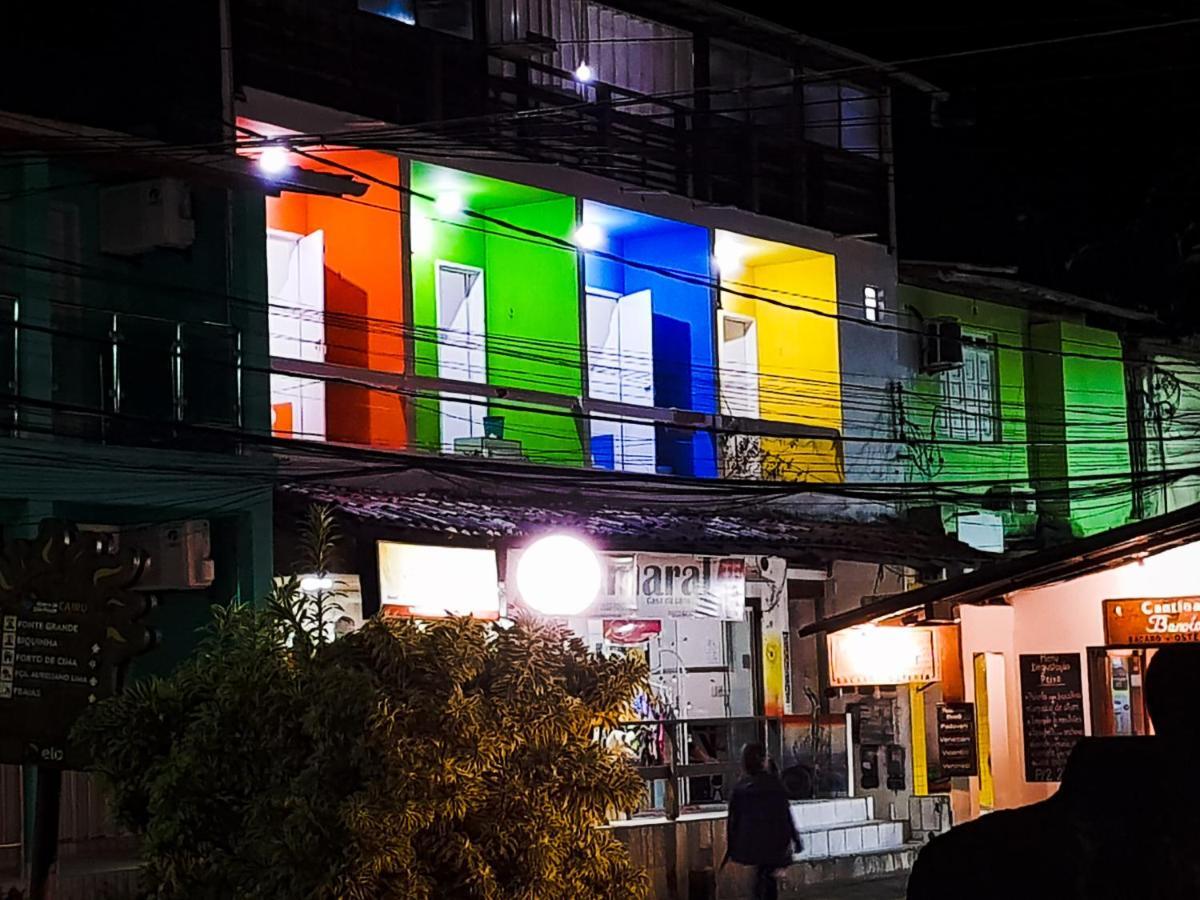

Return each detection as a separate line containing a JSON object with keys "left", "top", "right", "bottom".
{"left": 241, "top": 117, "right": 407, "bottom": 449}
{"left": 715, "top": 229, "right": 842, "bottom": 482}
{"left": 435, "top": 262, "right": 487, "bottom": 450}
{"left": 409, "top": 162, "right": 581, "bottom": 465}
{"left": 581, "top": 201, "right": 716, "bottom": 476}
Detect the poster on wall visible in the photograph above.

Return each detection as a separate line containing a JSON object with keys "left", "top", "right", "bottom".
{"left": 1019, "top": 653, "right": 1086, "bottom": 783}
{"left": 779, "top": 713, "right": 851, "bottom": 800}
{"left": 935, "top": 703, "right": 978, "bottom": 777}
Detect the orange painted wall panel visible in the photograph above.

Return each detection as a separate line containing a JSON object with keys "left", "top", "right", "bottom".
{"left": 267, "top": 149, "right": 407, "bottom": 448}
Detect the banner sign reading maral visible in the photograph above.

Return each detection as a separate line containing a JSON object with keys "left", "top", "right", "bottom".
{"left": 1019, "top": 653, "right": 1086, "bottom": 783}
{"left": 0, "top": 520, "right": 156, "bottom": 768}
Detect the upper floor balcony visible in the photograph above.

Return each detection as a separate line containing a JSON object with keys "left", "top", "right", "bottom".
{"left": 232, "top": 0, "right": 927, "bottom": 242}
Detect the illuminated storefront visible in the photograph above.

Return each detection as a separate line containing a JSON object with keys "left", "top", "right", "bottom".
{"left": 801, "top": 503, "right": 1200, "bottom": 825}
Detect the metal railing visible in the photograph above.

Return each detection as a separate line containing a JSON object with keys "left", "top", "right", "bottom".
{"left": 486, "top": 54, "right": 890, "bottom": 237}
{"left": 3, "top": 302, "right": 241, "bottom": 443}
{"left": 608, "top": 716, "right": 784, "bottom": 821}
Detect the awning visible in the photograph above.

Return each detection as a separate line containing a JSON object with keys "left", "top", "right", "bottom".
{"left": 279, "top": 482, "right": 984, "bottom": 568}
{"left": 797, "top": 501, "right": 1200, "bottom": 636}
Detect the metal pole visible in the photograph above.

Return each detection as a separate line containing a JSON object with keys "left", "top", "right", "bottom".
{"left": 26, "top": 766, "right": 61, "bottom": 900}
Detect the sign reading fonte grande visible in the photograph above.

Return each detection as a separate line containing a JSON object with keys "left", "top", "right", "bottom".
{"left": 1104, "top": 598, "right": 1200, "bottom": 645}
{"left": 0, "top": 520, "right": 155, "bottom": 768}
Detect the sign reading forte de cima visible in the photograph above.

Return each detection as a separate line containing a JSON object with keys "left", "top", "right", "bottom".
{"left": 0, "top": 519, "right": 156, "bottom": 768}
{"left": 1104, "top": 598, "right": 1200, "bottom": 645}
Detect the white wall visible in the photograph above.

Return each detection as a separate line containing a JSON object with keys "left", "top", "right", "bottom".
{"left": 961, "top": 539, "right": 1200, "bottom": 814}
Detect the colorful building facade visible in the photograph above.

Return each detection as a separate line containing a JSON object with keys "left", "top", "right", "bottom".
{"left": 899, "top": 266, "right": 1143, "bottom": 546}
{"left": 251, "top": 126, "right": 887, "bottom": 489}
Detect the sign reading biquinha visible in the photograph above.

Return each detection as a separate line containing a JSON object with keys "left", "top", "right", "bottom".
{"left": 0, "top": 520, "right": 155, "bottom": 768}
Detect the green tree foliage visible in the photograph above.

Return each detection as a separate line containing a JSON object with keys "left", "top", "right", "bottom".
{"left": 74, "top": 508, "right": 649, "bottom": 900}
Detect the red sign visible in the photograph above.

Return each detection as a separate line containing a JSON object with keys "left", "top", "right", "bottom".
{"left": 602, "top": 620, "right": 662, "bottom": 645}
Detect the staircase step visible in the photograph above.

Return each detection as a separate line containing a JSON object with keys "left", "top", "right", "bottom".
{"left": 796, "top": 820, "right": 907, "bottom": 860}
{"left": 789, "top": 797, "right": 874, "bottom": 830}
{"left": 779, "top": 844, "right": 922, "bottom": 892}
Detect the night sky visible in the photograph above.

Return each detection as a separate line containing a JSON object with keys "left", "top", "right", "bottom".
{"left": 736, "top": 3, "right": 1200, "bottom": 327}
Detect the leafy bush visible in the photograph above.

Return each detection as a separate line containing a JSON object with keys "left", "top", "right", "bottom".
{"left": 75, "top": 509, "right": 649, "bottom": 899}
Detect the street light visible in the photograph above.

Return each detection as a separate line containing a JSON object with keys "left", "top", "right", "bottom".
{"left": 516, "top": 533, "right": 602, "bottom": 616}
{"left": 258, "top": 145, "right": 291, "bottom": 176}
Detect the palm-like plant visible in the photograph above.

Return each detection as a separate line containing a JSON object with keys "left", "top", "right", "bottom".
{"left": 74, "top": 506, "right": 650, "bottom": 900}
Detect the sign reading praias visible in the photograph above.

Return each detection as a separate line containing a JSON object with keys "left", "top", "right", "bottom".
{"left": 0, "top": 520, "right": 156, "bottom": 769}
{"left": 1104, "top": 598, "right": 1200, "bottom": 645}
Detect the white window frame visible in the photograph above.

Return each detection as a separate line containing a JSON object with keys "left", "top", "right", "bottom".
{"left": 938, "top": 331, "right": 998, "bottom": 443}
{"left": 864, "top": 285, "right": 882, "bottom": 322}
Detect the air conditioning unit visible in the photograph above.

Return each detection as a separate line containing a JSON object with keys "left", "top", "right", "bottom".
{"left": 119, "top": 520, "right": 214, "bottom": 591}
{"left": 100, "top": 178, "right": 195, "bottom": 256}
{"left": 921, "top": 318, "right": 964, "bottom": 373}
{"left": 746, "top": 556, "right": 787, "bottom": 584}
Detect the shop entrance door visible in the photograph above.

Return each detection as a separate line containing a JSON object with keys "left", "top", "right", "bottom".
{"left": 1087, "top": 647, "right": 1155, "bottom": 736}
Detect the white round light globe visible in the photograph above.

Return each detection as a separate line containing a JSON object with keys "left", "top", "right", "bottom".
{"left": 258, "top": 145, "right": 291, "bottom": 176}
{"left": 575, "top": 62, "right": 595, "bottom": 83}
{"left": 516, "top": 533, "right": 602, "bottom": 616}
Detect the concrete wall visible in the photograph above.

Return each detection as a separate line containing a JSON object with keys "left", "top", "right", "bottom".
{"left": 958, "top": 539, "right": 1200, "bottom": 816}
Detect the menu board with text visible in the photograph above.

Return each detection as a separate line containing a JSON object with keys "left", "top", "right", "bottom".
{"left": 936, "top": 703, "right": 978, "bottom": 777}
{"left": 1019, "top": 653, "right": 1085, "bottom": 783}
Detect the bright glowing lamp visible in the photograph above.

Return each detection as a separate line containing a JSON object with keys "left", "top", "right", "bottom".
{"left": 258, "top": 145, "right": 291, "bottom": 176}
{"left": 516, "top": 533, "right": 602, "bottom": 616}
{"left": 300, "top": 575, "right": 334, "bottom": 593}
{"left": 435, "top": 190, "right": 464, "bottom": 217}
{"left": 575, "top": 62, "right": 595, "bottom": 83}
{"left": 573, "top": 222, "right": 605, "bottom": 250}
{"left": 411, "top": 214, "right": 434, "bottom": 255}
{"left": 713, "top": 236, "right": 745, "bottom": 276}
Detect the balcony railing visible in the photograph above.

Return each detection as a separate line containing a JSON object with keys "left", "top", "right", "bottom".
{"left": 2, "top": 301, "right": 242, "bottom": 447}
{"left": 487, "top": 55, "right": 891, "bottom": 238}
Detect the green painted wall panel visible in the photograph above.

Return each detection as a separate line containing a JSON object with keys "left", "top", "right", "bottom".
{"left": 900, "top": 287, "right": 1031, "bottom": 492}
{"left": 483, "top": 198, "right": 582, "bottom": 465}
{"left": 408, "top": 163, "right": 582, "bottom": 466}
{"left": 1060, "top": 323, "right": 1131, "bottom": 534}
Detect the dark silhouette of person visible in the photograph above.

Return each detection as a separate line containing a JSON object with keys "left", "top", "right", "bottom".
{"left": 723, "top": 742, "right": 803, "bottom": 900}
{"left": 908, "top": 645, "right": 1200, "bottom": 900}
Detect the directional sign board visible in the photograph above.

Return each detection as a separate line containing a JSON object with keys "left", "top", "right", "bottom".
{"left": 0, "top": 519, "right": 155, "bottom": 768}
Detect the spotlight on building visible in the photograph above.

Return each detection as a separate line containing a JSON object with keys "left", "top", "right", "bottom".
{"left": 258, "top": 145, "right": 292, "bottom": 176}
{"left": 435, "top": 190, "right": 464, "bottom": 217}
{"left": 575, "top": 62, "right": 595, "bottom": 83}
{"left": 573, "top": 222, "right": 605, "bottom": 250}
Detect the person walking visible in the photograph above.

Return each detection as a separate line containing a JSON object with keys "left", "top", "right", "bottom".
{"left": 723, "top": 743, "right": 803, "bottom": 900}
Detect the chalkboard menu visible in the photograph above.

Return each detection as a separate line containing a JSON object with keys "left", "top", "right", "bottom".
{"left": 1019, "top": 653, "right": 1086, "bottom": 783}
{"left": 936, "top": 703, "right": 978, "bottom": 777}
